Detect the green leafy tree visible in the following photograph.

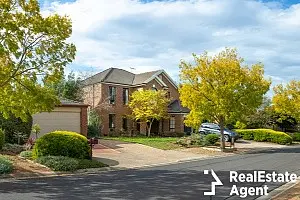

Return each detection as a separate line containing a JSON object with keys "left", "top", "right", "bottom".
{"left": 129, "top": 89, "right": 169, "bottom": 137}
{"left": 87, "top": 109, "right": 101, "bottom": 138}
{"left": 273, "top": 80, "right": 300, "bottom": 121}
{"left": 48, "top": 72, "right": 83, "bottom": 102}
{"left": 179, "top": 48, "right": 271, "bottom": 150}
{"left": 0, "top": 0, "right": 76, "bottom": 120}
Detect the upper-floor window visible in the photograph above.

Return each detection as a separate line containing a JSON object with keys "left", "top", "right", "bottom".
{"left": 123, "top": 88, "right": 129, "bottom": 105}
{"left": 109, "top": 86, "right": 116, "bottom": 104}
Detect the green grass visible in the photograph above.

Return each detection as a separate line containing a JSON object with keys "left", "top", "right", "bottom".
{"left": 103, "top": 137, "right": 180, "bottom": 150}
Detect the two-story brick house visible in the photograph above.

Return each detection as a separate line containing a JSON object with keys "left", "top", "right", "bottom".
{"left": 82, "top": 68, "right": 190, "bottom": 136}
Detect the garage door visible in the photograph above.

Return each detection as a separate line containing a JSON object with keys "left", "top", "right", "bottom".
{"left": 32, "top": 107, "right": 81, "bottom": 137}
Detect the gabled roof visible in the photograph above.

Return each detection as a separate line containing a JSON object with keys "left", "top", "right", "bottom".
{"left": 168, "top": 99, "right": 190, "bottom": 113}
{"left": 132, "top": 70, "right": 161, "bottom": 85}
{"left": 81, "top": 67, "right": 177, "bottom": 88}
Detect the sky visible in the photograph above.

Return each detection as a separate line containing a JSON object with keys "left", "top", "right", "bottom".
{"left": 40, "top": 0, "right": 300, "bottom": 86}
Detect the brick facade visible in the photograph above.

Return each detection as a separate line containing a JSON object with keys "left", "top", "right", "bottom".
{"left": 83, "top": 70, "right": 188, "bottom": 136}
{"left": 80, "top": 107, "right": 88, "bottom": 137}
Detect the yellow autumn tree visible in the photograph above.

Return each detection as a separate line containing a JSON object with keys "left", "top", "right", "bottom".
{"left": 129, "top": 89, "right": 169, "bottom": 137}
{"left": 273, "top": 80, "right": 300, "bottom": 121}
{"left": 179, "top": 48, "right": 271, "bottom": 150}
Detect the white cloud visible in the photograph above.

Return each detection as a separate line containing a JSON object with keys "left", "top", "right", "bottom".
{"left": 42, "top": 0, "right": 300, "bottom": 85}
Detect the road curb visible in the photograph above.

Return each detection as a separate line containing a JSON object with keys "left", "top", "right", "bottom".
{"left": 256, "top": 177, "right": 300, "bottom": 200}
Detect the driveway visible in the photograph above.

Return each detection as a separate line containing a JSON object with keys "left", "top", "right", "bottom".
{"left": 92, "top": 139, "right": 293, "bottom": 169}
{"left": 92, "top": 140, "right": 224, "bottom": 169}
{"left": 0, "top": 146, "right": 299, "bottom": 200}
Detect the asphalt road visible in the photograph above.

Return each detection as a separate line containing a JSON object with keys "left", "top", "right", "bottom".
{"left": 0, "top": 146, "right": 299, "bottom": 200}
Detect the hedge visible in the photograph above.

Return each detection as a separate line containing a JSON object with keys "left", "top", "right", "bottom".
{"left": 203, "top": 134, "right": 219, "bottom": 146}
{"left": 291, "top": 133, "right": 300, "bottom": 142}
{"left": 235, "top": 129, "right": 293, "bottom": 145}
{"left": 36, "top": 156, "right": 108, "bottom": 171}
{"left": 32, "top": 131, "right": 91, "bottom": 159}
{"left": 36, "top": 156, "right": 79, "bottom": 171}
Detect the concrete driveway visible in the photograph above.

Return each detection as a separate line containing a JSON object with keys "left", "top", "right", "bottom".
{"left": 92, "top": 139, "right": 295, "bottom": 169}
{"left": 92, "top": 140, "right": 223, "bottom": 169}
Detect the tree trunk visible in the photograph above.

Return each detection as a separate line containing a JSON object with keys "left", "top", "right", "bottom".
{"left": 147, "top": 119, "right": 154, "bottom": 137}
{"left": 219, "top": 117, "right": 226, "bottom": 151}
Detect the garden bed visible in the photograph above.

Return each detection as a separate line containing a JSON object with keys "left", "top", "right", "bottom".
{"left": 0, "top": 155, "right": 55, "bottom": 178}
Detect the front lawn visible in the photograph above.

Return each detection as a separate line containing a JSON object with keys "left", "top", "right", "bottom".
{"left": 103, "top": 137, "right": 180, "bottom": 150}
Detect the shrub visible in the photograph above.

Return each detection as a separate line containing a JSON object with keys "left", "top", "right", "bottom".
{"left": 88, "top": 124, "right": 100, "bottom": 138}
{"left": 291, "top": 133, "right": 300, "bottom": 142}
{"left": 36, "top": 156, "right": 107, "bottom": 171}
{"left": 2, "top": 143, "right": 25, "bottom": 155}
{"left": 235, "top": 129, "right": 293, "bottom": 145}
{"left": 19, "top": 151, "right": 33, "bottom": 159}
{"left": 0, "top": 129, "right": 5, "bottom": 150}
{"left": 203, "top": 134, "right": 219, "bottom": 146}
{"left": 87, "top": 110, "right": 101, "bottom": 138}
{"left": 32, "top": 131, "right": 90, "bottom": 159}
{"left": 0, "top": 113, "right": 33, "bottom": 144}
{"left": 36, "top": 156, "right": 78, "bottom": 171}
{"left": 0, "top": 156, "right": 13, "bottom": 174}
{"left": 176, "top": 134, "right": 202, "bottom": 147}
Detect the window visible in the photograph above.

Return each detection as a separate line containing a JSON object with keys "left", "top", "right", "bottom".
{"left": 123, "top": 88, "right": 129, "bottom": 105}
{"left": 109, "top": 86, "right": 116, "bottom": 104}
{"left": 122, "top": 117, "right": 128, "bottom": 131}
{"left": 167, "top": 92, "right": 171, "bottom": 99}
{"left": 169, "top": 116, "right": 175, "bottom": 132}
{"left": 109, "top": 114, "right": 115, "bottom": 130}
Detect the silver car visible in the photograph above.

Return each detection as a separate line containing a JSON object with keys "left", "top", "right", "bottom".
{"left": 199, "top": 123, "right": 239, "bottom": 142}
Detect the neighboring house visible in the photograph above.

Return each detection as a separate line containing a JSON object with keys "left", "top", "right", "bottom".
{"left": 81, "top": 68, "right": 190, "bottom": 136}
{"left": 31, "top": 99, "right": 88, "bottom": 138}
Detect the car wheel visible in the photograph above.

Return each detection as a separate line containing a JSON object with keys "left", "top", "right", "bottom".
{"left": 199, "top": 131, "right": 206, "bottom": 135}
{"left": 224, "top": 134, "right": 230, "bottom": 142}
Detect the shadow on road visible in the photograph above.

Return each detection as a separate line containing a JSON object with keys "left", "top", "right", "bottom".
{"left": 0, "top": 168, "right": 289, "bottom": 200}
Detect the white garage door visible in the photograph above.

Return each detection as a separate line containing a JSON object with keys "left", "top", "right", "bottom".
{"left": 32, "top": 107, "right": 81, "bottom": 137}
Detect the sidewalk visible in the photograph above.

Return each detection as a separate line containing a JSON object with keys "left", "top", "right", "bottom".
{"left": 273, "top": 180, "right": 300, "bottom": 200}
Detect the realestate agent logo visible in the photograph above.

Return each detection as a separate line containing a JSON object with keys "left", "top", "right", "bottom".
{"left": 204, "top": 170, "right": 223, "bottom": 196}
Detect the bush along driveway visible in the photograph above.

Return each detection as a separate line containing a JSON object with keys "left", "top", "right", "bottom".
{"left": 0, "top": 131, "right": 108, "bottom": 179}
